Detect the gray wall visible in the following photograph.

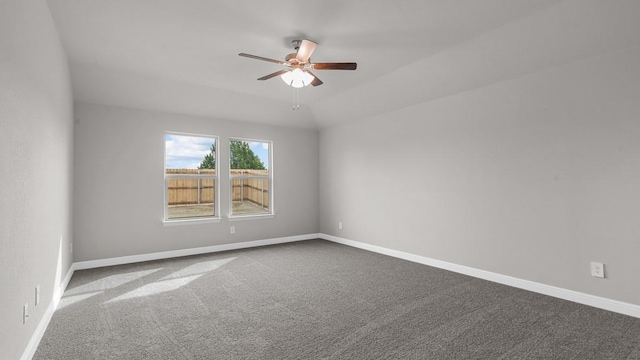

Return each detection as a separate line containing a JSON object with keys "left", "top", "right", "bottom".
{"left": 0, "top": 1, "right": 74, "bottom": 359}
{"left": 73, "top": 103, "right": 319, "bottom": 261}
{"left": 319, "top": 46, "right": 640, "bottom": 306}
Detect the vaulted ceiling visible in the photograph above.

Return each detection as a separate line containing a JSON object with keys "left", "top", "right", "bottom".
{"left": 46, "top": 0, "right": 640, "bottom": 129}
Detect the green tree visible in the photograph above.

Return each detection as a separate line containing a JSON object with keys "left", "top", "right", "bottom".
{"left": 230, "top": 140, "right": 265, "bottom": 170}
{"left": 198, "top": 143, "right": 216, "bottom": 169}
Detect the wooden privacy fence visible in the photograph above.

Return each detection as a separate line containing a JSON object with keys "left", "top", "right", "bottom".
{"left": 166, "top": 169, "right": 269, "bottom": 209}
{"left": 166, "top": 169, "right": 215, "bottom": 206}
{"left": 231, "top": 169, "right": 269, "bottom": 209}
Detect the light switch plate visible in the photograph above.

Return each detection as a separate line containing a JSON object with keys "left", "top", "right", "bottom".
{"left": 23, "top": 303, "right": 28, "bottom": 324}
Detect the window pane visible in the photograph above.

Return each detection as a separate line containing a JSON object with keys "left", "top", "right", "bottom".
{"left": 165, "top": 133, "right": 217, "bottom": 220}
{"left": 230, "top": 139, "right": 271, "bottom": 216}
{"left": 230, "top": 140, "right": 269, "bottom": 172}
{"left": 165, "top": 134, "right": 216, "bottom": 172}
{"left": 166, "top": 176, "right": 215, "bottom": 219}
{"left": 231, "top": 178, "right": 270, "bottom": 215}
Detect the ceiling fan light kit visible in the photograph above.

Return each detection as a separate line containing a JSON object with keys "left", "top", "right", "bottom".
{"left": 281, "top": 68, "right": 314, "bottom": 88}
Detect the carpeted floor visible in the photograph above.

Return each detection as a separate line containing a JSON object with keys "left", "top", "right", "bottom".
{"left": 34, "top": 240, "right": 640, "bottom": 359}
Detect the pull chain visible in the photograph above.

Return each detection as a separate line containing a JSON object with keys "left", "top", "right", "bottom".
{"left": 292, "top": 87, "right": 300, "bottom": 111}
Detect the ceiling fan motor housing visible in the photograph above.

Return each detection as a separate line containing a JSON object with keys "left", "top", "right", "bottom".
{"left": 285, "top": 53, "right": 298, "bottom": 63}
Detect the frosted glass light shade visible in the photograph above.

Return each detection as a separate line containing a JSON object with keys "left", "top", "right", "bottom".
{"left": 281, "top": 68, "right": 314, "bottom": 88}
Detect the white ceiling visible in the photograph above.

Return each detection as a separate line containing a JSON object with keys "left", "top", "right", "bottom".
{"left": 46, "top": 0, "right": 640, "bottom": 129}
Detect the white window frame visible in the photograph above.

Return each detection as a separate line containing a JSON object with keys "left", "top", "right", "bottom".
{"left": 163, "top": 132, "right": 220, "bottom": 225}
{"left": 229, "top": 137, "right": 274, "bottom": 219}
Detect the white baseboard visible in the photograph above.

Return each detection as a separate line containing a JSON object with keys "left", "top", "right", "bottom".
{"left": 21, "top": 264, "right": 76, "bottom": 360}
{"left": 74, "top": 234, "right": 320, "bottom": 270}
{"left": 319, "top": 233, "right": 640, "bottom": 319}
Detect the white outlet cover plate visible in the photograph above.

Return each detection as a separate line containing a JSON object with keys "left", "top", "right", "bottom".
{"left": 590, "top": 262, "right": 605, "bottom": 278}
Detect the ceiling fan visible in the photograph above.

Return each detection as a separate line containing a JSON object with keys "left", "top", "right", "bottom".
{"left": 239, "top": 39, "right": 357, "bottom": 88}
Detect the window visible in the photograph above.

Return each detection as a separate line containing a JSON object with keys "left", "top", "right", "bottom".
{"left": 229, "top": 138, "right": 272, "bottom": 217}
{"left": 164, "top": 133, "right": 219, "bottom": 222}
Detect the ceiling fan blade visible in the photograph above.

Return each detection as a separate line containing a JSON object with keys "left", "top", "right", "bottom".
{"left": 257, "top": 69, "right": 289, "bottom": 81}
{"left": 296, "top": 40, "right": 317, "bottom": 64}
{"left": 306, "top": 71, "right": 323, "bottom": 86}
{"left": 310, "top": 62, "right": 357, "bottom": 70}
{"left": 239, "top": 53, "right": 287, "bottom": 65}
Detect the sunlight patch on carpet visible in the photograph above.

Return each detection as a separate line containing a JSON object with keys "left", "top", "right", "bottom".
{"left": 65, "top": 268, "right": 163, "bottom": 296}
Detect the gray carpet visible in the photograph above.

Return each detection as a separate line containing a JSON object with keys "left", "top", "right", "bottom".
{"left": 34, "top": 240, "right": 640, "bottom": 359}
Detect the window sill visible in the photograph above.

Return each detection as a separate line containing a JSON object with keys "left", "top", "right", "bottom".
{"left": 162, "top": 217, "right": 222, "bottom": 226}
{"left": 229, "top": 214, "right": 275, "bottom": 222}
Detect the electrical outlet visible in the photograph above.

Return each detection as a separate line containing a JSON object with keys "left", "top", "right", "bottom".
{"left": 338, "top": 221, "right": 343, "bottom": 230}
{"left": 23, "top": 303, "right": 28, "bottom": 324}
{"left": 230, "top": 226, "right": 235, "bottom": 234}
{"left": 591, "top": 262, "right": 605, "bottom": 278}
{"left": 35, "top": 285, "right": 40, "bottom": 306}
